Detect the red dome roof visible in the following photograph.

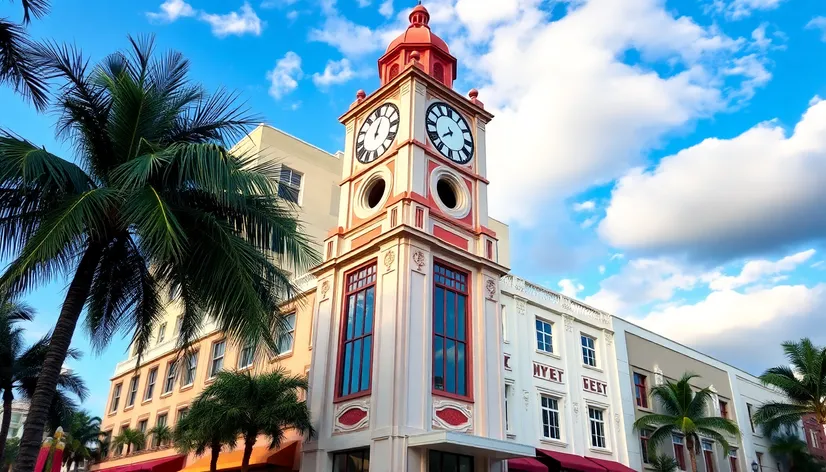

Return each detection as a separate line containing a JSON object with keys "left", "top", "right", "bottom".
{"left": 385, "top": 4, "right": 449, "bottom": 54}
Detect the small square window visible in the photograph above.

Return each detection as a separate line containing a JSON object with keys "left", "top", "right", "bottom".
{"left": 278, "top": 166, "right": 302, "bottom": 204}
{"left": 536, "top": 319, "right": 553, "bottom": 353}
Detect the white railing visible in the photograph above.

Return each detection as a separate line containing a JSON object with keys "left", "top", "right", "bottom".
{"left": 500, "top": 275, "right": 611, "bottom": 326}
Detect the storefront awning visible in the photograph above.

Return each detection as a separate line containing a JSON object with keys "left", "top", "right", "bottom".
{"left": 408, "top": 431, "right": 535, "bottom": 460}
{"left": 180, "top": 441, "right": 297, "bottom": 472}
{"left": 96, "top": 455, "right": 186, "bottom": 472}
{"left": 536, "top": 449, "right": 606, "bottom": 472}
{"left": 507, "top": 457, "right": 548, "bottom": 472}
{"left": 585, "top": 457, "right": 635, "bottom": 472}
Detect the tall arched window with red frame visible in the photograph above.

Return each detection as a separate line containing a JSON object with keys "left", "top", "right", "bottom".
{"left": 336, "top": 262, "right": 377, "bottom": 400}
{"left": 432, "top": 261, "right": 471, "bottom": 400}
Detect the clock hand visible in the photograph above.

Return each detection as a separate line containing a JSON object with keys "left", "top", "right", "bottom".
{"left": 374, "top": 121, "right": 382, "bottom": 139}
{"left": 442, "top": 129, "right": 454, "bottom": 138}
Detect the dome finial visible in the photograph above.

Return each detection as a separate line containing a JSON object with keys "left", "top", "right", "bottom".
{"left": 409, "top": 2, "right": 430, "bottom": 26}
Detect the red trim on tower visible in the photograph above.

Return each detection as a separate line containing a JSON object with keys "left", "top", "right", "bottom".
{"left": 431, "top": 258, "right": 474, "bottom": 403}
{"left": 351, "top": 226, "right": 382, "bottom": 250}
{"left": 433, "top": 225, "right": 469, "bottom": 250}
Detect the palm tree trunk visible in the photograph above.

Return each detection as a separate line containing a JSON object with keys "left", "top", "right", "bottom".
{"left": 13, "top": 245, "right": 102, "bottom": 472}
{"left": 687, "top": 439, "right": 699, "bottom": 472}
{"left": 209, "top": 440, "right": 220, "bottom": 472}
{"left": 0, "top": 389, "right": 14, "bottom": 467}
{"left": 240, "top": 436, "right": 256, "bottom": 472}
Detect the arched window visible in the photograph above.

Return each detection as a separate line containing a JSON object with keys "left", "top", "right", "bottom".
{"left": 389, "top": 64, "right": 400, "bottom": 80}
{"left": 433, "top": 63, "right": 444, "bottom": 84}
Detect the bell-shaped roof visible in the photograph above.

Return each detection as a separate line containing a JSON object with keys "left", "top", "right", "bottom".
{"left": 385, "top": 3, "right": 449, "bottom": 54}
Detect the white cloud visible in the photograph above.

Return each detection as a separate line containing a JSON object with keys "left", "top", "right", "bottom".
{"left": 312, "top": 58, "right": 359, "bottom": 87}
{"left": 146, "top": 0, "right": 196, "bottom": 22}
{"left": 260, "top": 0, "right": 297, "bottom": 7}
{"left": 600, "top": 98, "right": 826, "bottom": 261}
{"left": 707, "top": 0, "right": 786, "bottom": 20}
{"left": 709, "top": 249, "right": 816, "bottom": 291}
{"left": 309, "top": 16, "right": 401, "bottom": 56}
{"left": 581, "top": 216, "right": 599, "bottom": 229}
{"left": 599, "top": 265, "right": 606, "bottom": 275}
{"left": 267, "top": 52, "right": 303, "bottom": 100}
{"left": 806, "top": 17, "right": 826, "bottom": 42}
{"left": 357, "top": 0, "right": 371, "bottom": 6}
{"left": 573, "top": 200, "right": 596, "bottom": 212}
{"left": 379, "top": 0, "right": 394, "bottom": 18}
{"left": 286, "top": 10, "right": 299, "bottom": 21}
{"left": 200, "top": 2, "right": 263, "bottom": 37}
{"left": 558, "top": 279, "right": 585, "bottom": 298}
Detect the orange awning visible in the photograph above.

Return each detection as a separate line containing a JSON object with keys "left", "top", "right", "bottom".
{"left": 180, "top": 441, "right": 297, "bottom": 472}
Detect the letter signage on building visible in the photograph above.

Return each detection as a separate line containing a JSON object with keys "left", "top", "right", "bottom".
{"left": 533, "top": 361, "right": 564, "bottom": 384}
{"left": 504, "top": 354, "right": 512, "bottom": 371}
{"left": 582, "top": 376, "right": 608, "bottom": 396}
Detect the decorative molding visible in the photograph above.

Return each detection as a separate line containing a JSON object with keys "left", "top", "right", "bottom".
{"left": 485, "top": 279, "right": 497, "bottom": 300}
{"left": 333, "top": 399, "right": 370, "bottom": 433}
{"left": 604, "top": 331, "right": 614, "bottom": 346}
{"left": 432, "top": 399, "right": 472, "bottom": 433}
{"left": 413, "top": 82, "right": 425, "bottom": 96}
{"left": 523, "top": 390, "right": 530, "bottom": 410}
{"left": 320, "top": 280, "right": 331, "bottom": 300}
{"left": 412, "top": 250, "right": 426, "bottom": 272}
{"left": 654, "top": 365, "right": 664, "bottom": 386}
{"left": 500, "top": 275, "right": 611, "bottom": 326}
{"left": 563, "top": 314, "right": 575, "bottom": 333}
{"left": 515, "top": 299, "right": 527, "bottom": 315}
{"left": 614, "top": 413, "right": 621, "bottom": 432}
{"left": 572, "top": 402, "right": 580, "bottom": 416}
{"left": 346, "top": 122, "right": 354, "bottom": 134}
{"left": 383, "top": 250, "right": 395, "bottom": 272}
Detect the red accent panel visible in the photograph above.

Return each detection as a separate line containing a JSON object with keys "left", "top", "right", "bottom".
{"left": 351, "top": 227, "right": 382, "bottom": 250}
{"left": 415, "top": 207, "right": 424, "bottom": 228}
{"left": 435, "top": 407, "right": 468, "bottom": 427}
{"left": 433, "top": 225, "right": 469, "bottom": 250}
{"left": 338, "top": 408, "right": 368, "bottom": 426}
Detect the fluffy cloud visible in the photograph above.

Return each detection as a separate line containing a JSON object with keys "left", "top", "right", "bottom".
{"left": 600, "top": 98, "right": 826, "bottom": 262}
{"left": 709, "top": 249, "right": 815, "bottom": 291}
{"left": 267, "top": 52, "right": 303, "bottom": 100}
{"left": 312, "top": 58, "right": 359, "bottom": 87}
{"left": 146, "top": 0, "right": 195, "bottom": 22}
{"left": 807, "top": 17, "right": 826, "bottom": 42}
{"left": 558, "top": 279, "right": 585, "bottom": 298}
{"left": 379, "top": 0, "right": 394, "bottom": 18}
{"left": 573, "top": 201, "right": 596, "bottom": 212}
{"left": 706, "top": 0, "right": 786, "bottom": 20}
{"left": 309, "top": 16, "right": 401, "bottom": 56}
{"left": 200, "top": 2, "right": 263, "bottom": 37}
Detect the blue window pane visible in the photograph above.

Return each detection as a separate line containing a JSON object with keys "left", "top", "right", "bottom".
{"left": 364, "top": 288, "right": 375, "bottom": 332}
{"left": 446, "top": 339, "right": 456, "bottom": 393}
{"left": 457, "top": 295, "right": 466, "bottom": 341}
{"left": 341, "top": 343, "right": 352, "bottom": 396}
{"left": 446, "top": 291, "right": 456, "bottom": 338}
{"left": 434, "top": 288, "right": 444, "bottom": 335}
{"left": 346, "top": 295, "right": 356, "bottom": 339}
{"left": 351, "top": 339, "right": 363, "bottom": 394}
{"left": 433, "top": 337, "right": 444, "bottom": 390}
{"left": 354, "top": 291, "right": 365, "bottom": 337}
{"left": 361, "top": 336, "right": 372, "bottom": 391}
{"left": 457, "top": 343, "right": 466, "bottom": 396}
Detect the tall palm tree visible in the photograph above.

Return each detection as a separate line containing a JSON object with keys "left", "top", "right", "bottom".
{"left": 634, "top": 373, "right": 741, "bottom": 472}
{"left": 0, "top": 0, "right": 50, "bottom": 110}
{"left": 753, "top": 339, "right": 826, "bottom": 435}
{"left": 174, "top": 402, "right": 237, "bottom": 472}
{"left": 195, "top": 369, "right": 313, "bottom": 472}
{"left": 111, "top": 428, "right": 144, "bottom": 456}
{"left": 1, "top": 35, "right": 318, "bottom": 471}
{"left": 146, "top": 424, "right": 173, "bottom": 449}
{"left": 62, "top": 411, "right": 101, "bottom": 472}
{"left": 0, "top": 302, "right": 87, "bottom": 465}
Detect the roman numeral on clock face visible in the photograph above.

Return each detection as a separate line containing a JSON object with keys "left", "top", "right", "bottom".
{"left": 355, "top": 102, "right": 401, "bottom": 164}
{"left": 425, "top": 101, "right": 475, "bottom": 164}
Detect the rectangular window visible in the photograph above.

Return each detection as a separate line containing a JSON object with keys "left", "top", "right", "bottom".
{"left": 640, "top": 429, "right": 651, "bottom": 464}
{"left": 278, "top": 313, "right": 297, "bottom": 354}
{"left": 238, "top": 341, "right": 255, "bottom": 369}
{"left": 209, "top": 340, "right": 225, "bottom": 378}
{"left": 747, "top": 403, "right": 755, "bottom": 432}
{"left": 428, "top": 450, "right": 474, "bottom": 472}
{"left": 673, "top": 434, "right": 686, "bottom": 470}
{"left": 504, "top": 384, "right": 512, "bottom": 434}
{"left": 183, "top": 353, "right": 198, "bottom": 386}
{"left": 729, "top": 449, "right": 738, "bottom": 472}
{"left": 154, "top": 413, "right": 168, "bottom": 447}
{"left": 144, "top": 367, "right": 158, "bottom": 401}
{"left": 277, "top": 166, "right": 302, "bottom": 203}
{"left": 433, "top": 262, "right": 470, "bottom": 399}
{"left": 634, "top": 373, "right": 648, "bottom": 408}
{"left": 110, "top": 383, "right": 122, "bottom": 412}
{"left": 173, "top": 316, "right": 183, "bottom": 336}
{"left": 157, "top": 323, "right": 167, "bottom": 345}
{"left": 136, "top": 419, "right": 148, "bottom": 450}
{"left": 541, "top": 395, "right": 561, "bottom": 440}
{"left": 702, "top": 440, "right": 715, "bottom": 472}
{"left": 126, "top": 376, "right": 139, "bottom": 408}
{"left": 501, "top": 305, "right": 508, "bottom": 342}
{"left": 535, "top": 319, "right": 553, "bottom": 353}
{"left": 720, "top": 400, "right": 729, "bottom": 418}
{"left": 337, "top": 263, "right": 377, "bottom": 399}
{"left": 176, "top": 407, "right": 189, "bottom": 423}
{"left": 332, "top": 448, "right": 370, "bottom": 472}
{"left": 581, "top": 335, "right": 597, "bottom": 367}
{"left": 588, "top": 407, "right": 606, "bottom": 449}
{"left": 163, "top": 360, "right": 177, "bottom": 394}
{"left": 811, "top": 430, "right": 821, "bottom": 449}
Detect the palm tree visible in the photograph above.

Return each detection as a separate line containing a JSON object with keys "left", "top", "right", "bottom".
{"left": 62, "top": 411, "right": 101, "bottom": 472}
{"left": 174, "top": 403, "right": 237, "bottom": 472}
{"left": 767, "top": 426, "right": 825, "bottom": 472}
{"left": 111, "top": 428, "right": 144, "bottom": 456}
{"left": 195, "top": 369, "right": 313, "bottom": 472}
{"left": 648, "top": 454, "right": 680, "bottom": 472}
{"left": 1, "top": 35, "right": 318, "bottom": 470}
{"left": 147, "top": 424, "right": 173, "bottom": 449}
{"left": 0, "top": 0, "right": 50, "bottom": 110}
{"left": 634, "top": 373, "right": 741, "bottom": 472}
{"left": 2, "top": 438, "right": 18, "bottom": 472}
{"left": 753, "top": 339, "right": 826, "bottom": 435}
{"left": 0, "top": 303, "right": 87, "bottom": 465}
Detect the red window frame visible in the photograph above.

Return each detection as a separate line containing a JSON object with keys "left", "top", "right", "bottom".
{"left": 720, "top": 400, "right": 729, "bottom": 418}
{"left": 634, "top": 373, "right": 648, "bottom": 408}
{"left": 334, "top": 261, "right": 377, "bottom": 402}
{"left": 640, "top": 430, "right": 651, "bottom": 464}
{"left": 674, "top": 443, "right": 686, "bottom": 470}
{"left": 432, "top": 259, "right": 473, "bottom": 402}
{"left": 704, "top": 451, "right": 715, "bottom": 472}
{"left": 729, "top": 456, "right": 738, "bottom": 472}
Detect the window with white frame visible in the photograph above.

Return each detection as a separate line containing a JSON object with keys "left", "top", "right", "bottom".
{"left": 502, "top": 304, "right": 509, "bottom": 342}
{"left": 540, "top": 395, "right": 561, "bottom": 440}
{"left": 173, "top": 316, "right": 183, "bottom": 336}
{"left": 182, "top": 353, "right": 197, "bottom": 386}
{"left": 278, "top": 313, "right": 296, "bottom": 355}
{"left": 209, "top": 340, "right": 225, "bottom": 378}
{"left": 126, "top": 375, "right": 139, "bottom": 408}
{"left": 163, "top": 360, "right": 176, "bottom": 394}
{"left": 110, "top": 383, "right": 122, "bottom": 412}
{"left": 144, "top": 367, "right": 157, "bottom": 401}
{"left": 702, "top": 440, "right": 715, "bottom": 472}
{"left": 535, "top": 318, "right": 553, "bottom": 353}
{"left": 588, "top": 407, "right": 606, "bottom": 449}
{"left": 277, "top": 166, "right": 302, "bottom": 204}
{"left": 673, "top": 434, "right": 687, "bottom": 470}
{"left": 811, "top": 430, "right": 821, "bottom": 449}
{"left": 238, "top": 341, "right": 255, "bottom": 369}
{"left": 157, "top": 323, "right": 166, "bottom": 345}
{"left": 581, "top": 334, "right": 597, "bottom": 367}
{"left": 504, "top": 384, "right": 513, "bottom": 434}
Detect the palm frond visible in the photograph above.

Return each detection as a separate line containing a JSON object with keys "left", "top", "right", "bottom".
{"left": 0, "top": 20, "right": 48, "bottom": 110}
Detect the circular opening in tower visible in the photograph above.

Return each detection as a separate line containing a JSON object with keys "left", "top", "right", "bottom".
{"left": 436, "top": 178, "right": 458, "bottom": 209}
{"left": 366, "top": 178, "right": 387, "bottom": 209}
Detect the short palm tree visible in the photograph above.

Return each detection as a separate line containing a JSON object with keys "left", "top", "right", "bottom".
{"left": 2, "top": 35, "right": 318, "bottom": 470}
{"left": 753, "top": 339, "right": 826, "bottom": 435}
{"left": 0, "top": 0, "right": 50, "bottom": 110}
{"left": 111, "top": 428, "right": 144, "bottom": 456}
{"left": 195, "top": 369, "right": 313, "bottom": 472}
{"left": 634, "top": 373, "right": 741, "bottom": 472}
{"left": 648, "top": 454, "right": 680, "bottom": 472}
{"left": 147, "top": 424, "right": 173, "bottom": 449}
{"left": 175, "top": 402, "right": 237, "bottom": 472}
{"left": 2, "top": 438, "right": 18, "bottom": 472}
{"left": 62, "top": 411, "right": 101, "bottom": 472}
{"left": 0, "top": 302, "right": 87, "bottom": 466}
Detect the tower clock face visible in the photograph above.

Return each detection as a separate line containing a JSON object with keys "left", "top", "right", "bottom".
{"left": 356, "top": 103, "right": 400, "bottom": 164}
{"left": 426, "top": 102, "right": 474, "bottom": 164}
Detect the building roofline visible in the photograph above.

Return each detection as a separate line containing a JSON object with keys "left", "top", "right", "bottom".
{"left": 256, "top": 123, "right": 342, "bottom": 159}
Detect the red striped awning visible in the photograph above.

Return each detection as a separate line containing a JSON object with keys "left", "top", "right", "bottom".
{"left": 96, "top": 455, "right": 186, "bottom": 472}
{"left": 536, "top": 449, "right": 606, "bottom": 472}
{"left": 586, "top": 457, "right": 636, "bottom": 472}
{"left": 507, "top": 457, "right": 547, "bottom": 472}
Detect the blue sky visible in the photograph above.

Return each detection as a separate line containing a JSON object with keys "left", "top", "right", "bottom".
{"left": 1, "top": 0, "right": 826, "bottom": 414}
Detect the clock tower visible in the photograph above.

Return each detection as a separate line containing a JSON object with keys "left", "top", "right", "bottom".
{"left": 302, "top": 4, "right": 533, "bottom": 471}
